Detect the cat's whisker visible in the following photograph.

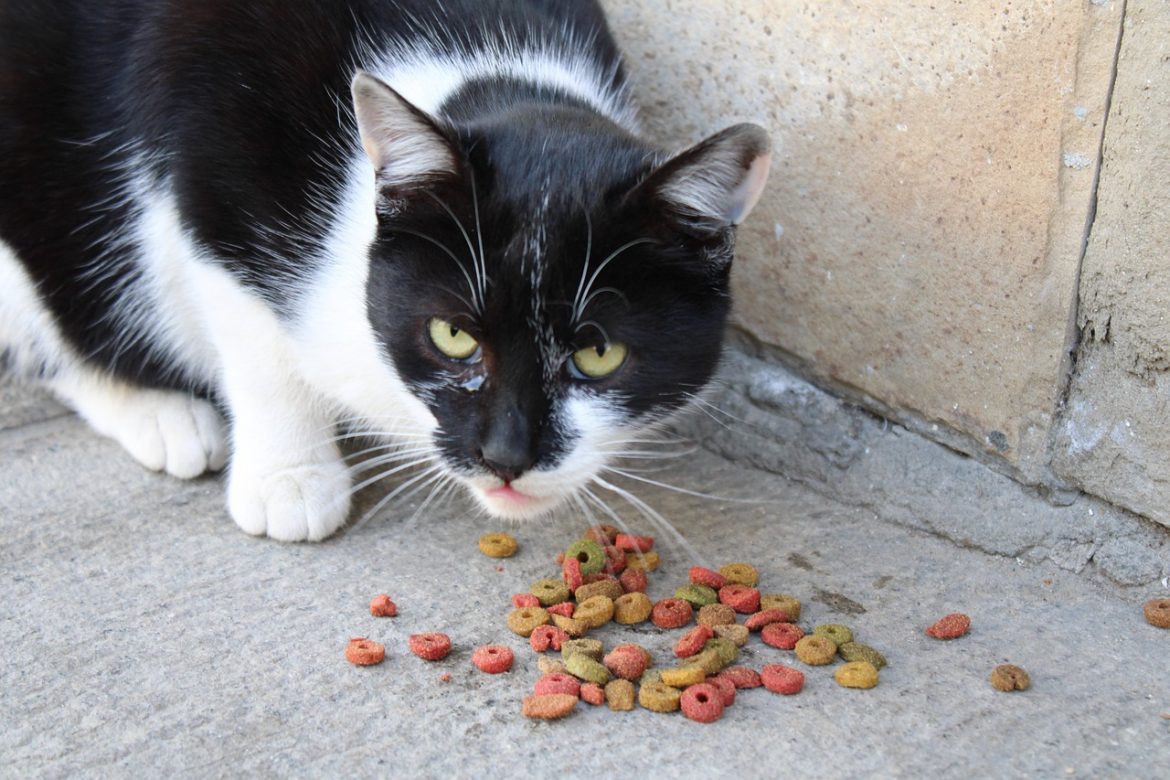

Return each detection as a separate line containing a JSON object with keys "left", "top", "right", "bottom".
{"left": 570, "top": 207, "right": 594, "bottom": 324}
{"left": 590, "top": 476, "right": 710, "bottom": 569}
{"left": 345, "top": 444, "right": 436, "bottom": 467}
{"left": 346, "top": 455, "right": 439, "bottom": 495}
{"left": 425, "top": 190, "right": 483, "bottom": 312}
{"left": 571, "top": 238, "right": 656, "bottom": 324}
{"left": 348, "top": 463, "right": 447, "bottom": 533}
{"left": 577, "top": 487, "right": 668, "bottom": 572}
{"left": 602, "top": 466, "right": 761, "bottom": 504}
{"left": 469, "top": 167, "right": 488, "bottom": 305}
{"left": 387, "top": 226, "right": 480, "bottom": 313}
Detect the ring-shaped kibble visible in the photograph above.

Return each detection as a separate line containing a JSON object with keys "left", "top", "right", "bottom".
{"left": 614, "top": 533, "right": 654, "bottom": 552}
{"left": 834, "top": 661, "right": 879, "bottom": 689}
{"left": 745, "top": 609, "right": 791, "bottom": 631}
{"left": 686, "top": 647, "right": 726, "bottom": 675}
{"left": 624, "top": 550, "right": 660, "bottom": 572}
{"left": 680, "top": 682, "right": 725, "bottom": 723}
{"left": 471, "top": 644, "right": 514, "bottom": 673}
{"left": 814, "top": 624, "right": 854, "bottom": 646}
{"left": 575, "top": 578, "right": 623, "bottom": 603}
{"left": 712, "top": 623, "right": 749, "bottom": 647}
{"left": 619, "top": 568, "right": 648, "bottom": 593}
{"left": 794, "top": 635, "right": 837, "bottom": 665}
{"left": 408, "top": 632, "right": 452, "bottom": 661}
{"left": 565, "top": 653, "right": 611, "bottom": 685}
{"left": 603, "top": 645, "right": 650, "bottom": 681}
{"left": 838, "top": 642, "right": 887, "bottom": 669}
{"left": 675, "top": 583, "right": 718, "bottom": 608}
{"left": 718, "top": 584, "right": 761, "bottom": 614}
{"left": 551, "top": 613, "right": 589, "bottom": 637}
{"left": 718, "top": 562, "right": 759, "bottom": 587}
{"left": 638, "top": 681, "right": 682, "bottom": 713}
{"left": 651, "top": 598, "right": 694, "bottom": 629}
{"left": 760, "top": 663, "right": 805, "bottom": 695}
{"left": 564, "top": 539, "right": 606, "bottom": 576}
{"left": 760, "top": 594, "right": 802, "bottom": 621}
{"left": 534, "top": 672, "right": 581, "bottom": 697}
{"left": 603, "top": 545, "right": 627, "bottom": 575}
{"left": 612, "top": 592, "right": 653, "bottom": 625}
{"left": 689, "top": 566, "right": 727, "bottom": 590}
{"left": 674, "top": 625, "right": 715, "bottom": 658}
{"left": 1144, "top": 598, "right": 1170, "bottom": 628}
{"left": 345, "top": 637, "right": 386, "bottom": 666}
{"left": 583, "top": 524, "right": 620, "bottom": 545}
{"left": 605, "top": 679, "right": 636, "bottom": 711}
{"left": 573, "top": 595, "right": 615, "bottom": 629}
{"left": 529, "top": 624, "right": 569, "bottom": 653}
{"left": 697, "top": 603, "right": 737, "bottom": 627}
{"left": 478, "top": 532, "right": 518, "bottom": 558}
{"left": 530, "top": 578, "right": 571, "bottom": 607}
{"left": 760, "top": 622, "right": 805, "bottom": 650}
{"left": 703, "top": 637, "right": 739, "bottom": 667}
{"left": 506, "top": 606, "right": 550, "bottom": 637}
{"left": 660, "top": 665, "right": 706, "bottom": 689}
{"left": 717, "top": 666, "right": 762, "bottom": 689}
{"left": 990, "top": 664, "right": 1031, "bottom": 692}
{"left": 561, "top": 638, "right": 604, "bottom": 661}
{"left": 706, "top": 674, "right": 737, "bottom": 707}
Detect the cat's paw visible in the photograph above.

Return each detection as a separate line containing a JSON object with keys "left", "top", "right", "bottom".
{"left": 227, "top": 457, "right": 351, "bottom": 542}
{"left": 58, "top": 377, "right": 228, "bottom": 479}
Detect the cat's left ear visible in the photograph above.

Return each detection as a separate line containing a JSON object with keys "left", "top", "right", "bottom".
{"left": 640, "top": 123, "right": 771, "bottom": 234}
{"left": 351, "top": 71, "right": 459, "bottom": 185}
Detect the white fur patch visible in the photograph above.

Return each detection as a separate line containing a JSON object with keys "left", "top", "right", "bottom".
{"left": 0, "top": 238, "right": 70, "bottom": 377}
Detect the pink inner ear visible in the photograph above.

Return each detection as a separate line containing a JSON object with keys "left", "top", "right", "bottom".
{"left": 726, "top": 151, "right": 772, "bottom": 225}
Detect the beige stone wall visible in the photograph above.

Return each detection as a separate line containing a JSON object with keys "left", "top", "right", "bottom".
{"left": 1053, "top": 2, "right": 1170, "bottom": 526}
{"left": 601, "top": 1, "right": 1170, "bottom": 528}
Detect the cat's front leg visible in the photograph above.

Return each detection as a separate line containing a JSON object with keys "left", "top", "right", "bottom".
{"left": 191, "top": 265, "right": 351, "bottom": 542}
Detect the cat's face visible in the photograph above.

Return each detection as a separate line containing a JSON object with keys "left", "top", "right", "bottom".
{"left": 353, "top": 73, "right": 769, "bottom": 519}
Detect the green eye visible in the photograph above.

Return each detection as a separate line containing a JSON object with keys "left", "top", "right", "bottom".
{"left": 428, "top": 318, "right": 479, "bottom": 360}
{"left": 571, "top": 342, "right": 628, "bottom": 379}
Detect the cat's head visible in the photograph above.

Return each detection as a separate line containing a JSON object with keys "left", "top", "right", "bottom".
{"left": 351, "top": 72, "right": 769, "bottom": 519}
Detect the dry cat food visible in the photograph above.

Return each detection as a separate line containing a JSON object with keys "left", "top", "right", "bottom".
{"left": 638, "top": 681, "right": 682, "bottom": 713}
{"left": 760, "top": 594, "right": 802, "bottom": 621}
{"left": 689, "top": 566, "right": 727, "bottom": 590}
{"left": 345, "top": 637, "right": 386, "bottom": 666}
{"left": 674, "top": 625, "right": 715, "bottom": 658}
{"left": 472, "top": 644, "right": 514, "bottom": 673}
{"left": 814, "top": 624, "right": 854, "bottom": 646}
{"left": 506, "top": 606, "right": 550, "bottom": 637}
{"left": 522, "top": 693, "right": 578, "bottom": 720}
{"left": 697, "top": 603, "right": 736, "bottom": 627}
{"left": 717, "top": 666, "right": 763, "bottom": 689}
{"left": 618, "top": 568, "right": 648, "bottom": 593}
{"left": 573, "top": 595, "right": 615, "bottom": 629}
{"left": 534, "top": 672, "right": 580, "bottom": 697}
{"left": 605, "top": 679, "right": 636, "bottom": 711}
{"left": 580, "top": 682, "right": 606, "bottom": 705}
{"left": 794, "top": 635, "right": 837, "bottom": 665}
{"left": 713, "top": 623, "right": 749, "bottom": 647}
{"left": 564, "top": 539, "right": 607, "bottom": 576}
{"left": 989, "top": 664, "right": 1031, "bottom": 692}
{"left": 706, "top": 674, "right": 736, "bottom": 706}
{"left": 584, "top": 524, "right": 619, "bottom": 545}
{"left": 834, "top": 661, "right": 879, "bottom": 689}
{"left": 408, "top": 632, "right": 452, "bottom": 661}
{"left": 675, "top": 583, "right": 719, "bottom": 608}
{"left": 718, "top": 584, "right": 761, "bottom": 614}
{"left": 718, "top": 563, "right": 759, "bottom": 587}
{"left": 369, "top": 594, "right": 398, "bottom": 617}
{"left": 529, "top": 625, "right": 569, "bottom": 653}
{"left": 624, "top": 551, "right": 660, "bottom": 571}
{"left": 1144, "top": 598, "right": 1170, "bottom": 629}
{"left": 660, "top": 665, "right": 706, "bottom": 689}
{"left": 745, "top": 609, "right": 790, "bottom": 631}
{"left": 614, "top": 533, "right": 654, "bottom": 552}
{"left": 926, "top": 612, "right": 971, "bottom": 640}
{"left": 565, "top": 653, "right": 610, "bottom": 686}
{"left": 680, "top": 682, "right": 725, "bottom": 723}
{"left": 651, "top": 598, "right": 694, "bottom": 629}
{"left": 760, "top": 663, "right": 804, "bottom": 695}
{"left": 838, "top": 642, "right": 887, "bottom": 669}
{"left": 612, "top": 592, "right": 653, "bottom": 625}
{"left": 760, "top": 622, "right": 805, "bottom": 650}
{"left": 512, "top": 593, "right": 541, "bottom": 609}
{"left": 478, "top": 532, "right": 518, "bottom": 558}
{"left": 603, "top": 644, "right": 650, "bottom": 681}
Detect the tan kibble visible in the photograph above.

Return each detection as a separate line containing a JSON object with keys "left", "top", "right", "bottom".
{"left": 605, "top": 679, "right": 636, "bottom": 711}
{"left": 696, "top": 603, "right": 736, "bottom": 627}
{"left": 613, "top": 592, "right": 653, "bottom": 625}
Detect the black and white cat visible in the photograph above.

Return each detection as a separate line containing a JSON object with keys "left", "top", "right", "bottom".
{"left": 0, "top": 0, "right": 770, "bottom": 541}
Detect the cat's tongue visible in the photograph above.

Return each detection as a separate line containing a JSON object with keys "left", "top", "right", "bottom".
{"left": 486, "top": 484, "right": 531, "bottom": 505}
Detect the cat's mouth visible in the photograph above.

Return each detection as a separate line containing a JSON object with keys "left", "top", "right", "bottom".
{"left": 467, "top": 476, "right": 565, "bottom": 519}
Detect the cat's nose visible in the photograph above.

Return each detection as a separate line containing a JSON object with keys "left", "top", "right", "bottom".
{"left": 479, "top": 404, "right": 533, "bottom": 483}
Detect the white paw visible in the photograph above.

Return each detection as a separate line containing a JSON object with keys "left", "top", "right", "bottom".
{"left": 227, "top": 456, "right": 352, "bottom": 542}
{"left": 62, "top": 379, "right": 228, "bottom": 479}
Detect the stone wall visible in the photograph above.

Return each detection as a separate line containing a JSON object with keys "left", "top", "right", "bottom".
{"left": 601, "top": 1, "right": 1169, "bottom": 528}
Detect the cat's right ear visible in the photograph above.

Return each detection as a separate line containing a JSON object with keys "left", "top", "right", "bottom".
{"left": 351, "top": 72, "right": 458, "bottom": 185}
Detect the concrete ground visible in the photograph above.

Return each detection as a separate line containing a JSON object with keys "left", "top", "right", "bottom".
{"left": 1, "top": 369, "right": 1168, "bottom": 779}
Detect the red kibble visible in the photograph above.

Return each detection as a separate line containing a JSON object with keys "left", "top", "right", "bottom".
{"left": 688, "top": 566, "right": 726, "bottom": 590}
{"left": 614, "top": 533, "right": 654, "bottom": 553}
{"left": 529, "top": 624, "right": 570, "bottom": 653}
{"left": 760, "top": 622, "right": 805, "bottom": 650}
{"left": 603, "top": 545, "right": 627, "bottom": 575}
{"left": 580, "top": 682, "right": 606, "bottom": 705}
{"left": 707, "top": 674, "right": 737, "bottom": 707}
{"left": 718, "top": 584, "right": 761, "bottom": 614}
{"left": 680, "top": 683, "right": 725, "bottom": 723}
{"left": 926, "top": 612, "right": 971, "bottom": 640}
{"left": 603, "top": 645, "right": 649, "bottom": 681}
{"left": 512, "top": 593, "right": 541, "bottom": 609}
{"left": 673, "top": 625, "right": 715, "bottom": 658}
{"left": 344, "top": 637, "right": 385, "bottom": 666}
{"left": 619, "top": 568, "right": 648, "bottom": 594}
{"left": 472, "top": 644, "right": 514, "bottom": 674}
{"left": 546, "top": 602, "right": 575, "bottom": 617}
{"left": 561, "top": 556, "right": 584, "bottom": 591}
{"left": 717, "top": 667, "right": 763, "bottom": 689}
{"left": 761, "top": 664, "right": 805, "bottom": 695}
{"left": 745, "top": 609, "right": 791, "bottom": 631}
{"left": 408, "top": 632, "right": 452, "bottom": 661}
{"left": 651, "top": 598, "right": 694, "bottom": 629}
{"left": 369, "top": 594, "right": 398, "bottom": 617}
{"left": 534, "top": 672, "right": 581, "bottom": 698}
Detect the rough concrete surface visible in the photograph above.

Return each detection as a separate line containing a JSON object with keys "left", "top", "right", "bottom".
{"left": 602, "top": 0, "right": 1123, "bottom": 477}
{"left": 3, "top": 374, "right": 1168, "bottom": 778}
{"left": 1053, "top": 1, "right": 1170, "bottom": 529}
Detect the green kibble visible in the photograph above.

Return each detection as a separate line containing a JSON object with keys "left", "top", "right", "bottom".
{"left": 640, "top": 668, "right": 663, "bottom": 685}
{"left": 674, "top": 583, "right": 718, "bottom": 608}
{"left": 530, "top": 578, "right": 571, "bottom": 606}
{"left": 704, "top": 637, "right": 739, "bottom": 667}
{"left": 814, "top": 624, "right": 854, "bottom": 646}
{"left": 561, "top": 638, "right": 604, "bottom": 662}
{"left": 839, "top": 642, "right": 887, "bottom": 669}
{"left": 686, "top": 647, "right": 726, "bottom": 675}
{"left": 565, "top": 539, "right": 607, "bottom": 576}
{"left": 566, "top": 652, "right": 611, "bottom": 685}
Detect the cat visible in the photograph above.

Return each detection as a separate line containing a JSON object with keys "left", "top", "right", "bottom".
{"left": 0, "top": 0, "right": 770, "bottom": 541}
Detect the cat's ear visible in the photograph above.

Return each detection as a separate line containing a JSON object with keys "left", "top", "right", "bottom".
{"left": 351, "top": 71, "right": 458, "bottom": 184}
{"left": 640, "top": 123, "right": 771, "bottom": 234}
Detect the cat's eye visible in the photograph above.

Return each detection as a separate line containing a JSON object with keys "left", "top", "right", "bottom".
{"left": 428, "top": 318, "right": 479, "bottom": 360}
{"left": 570, "top": 342, "right": 628, "bottom": 379}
